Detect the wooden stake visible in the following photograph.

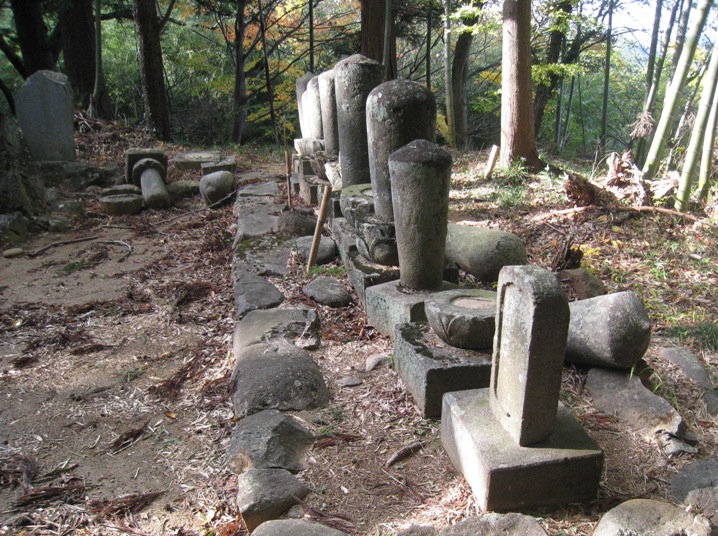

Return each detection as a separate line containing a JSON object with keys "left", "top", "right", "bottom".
{"left": 307, "top": 181, "right": 332, "bottom": 272}
{"left": 285, "top": 150, "right": 293, "bottom": 210}
{"left": 484, "top": 145, "right": 500, "bottom": 180}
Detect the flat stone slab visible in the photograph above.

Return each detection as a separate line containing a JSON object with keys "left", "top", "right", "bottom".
{"left": 99, "top": 194, "right": 143, "bottom": 215}
{"left": 233, "top": 235, "right": 293, "bottom": 277}
{"left": 278, "top": 210, "right": 317, "bottom": 236}
{"left": 236, "top": 207, "right": 280, "bottom": 242}
{"left": 660, "top": 346, "right": 718, "bottom": 415}
{"left": 441, "top": 388, "right": 603, "bottom": 512}
{"left": 173, "top": 150, "right": 221, "bottom": 170}
{"left": 236, "top": 468, "right": 310, "bottom": 531}
{"left": 303, "top": 276, "right": 352, "bottom": 307}
{"left": 253, "top": 519, "right": 348, "bottom": 536}
{"left": 671, "top": 459, "right": 718, "bottom": 502}
{"left": 233, "top": 308, "right": 320, "bottom": 353}
{"left": 365, "top": 280, "right": 458, "bottom": 338}
{"left": 227, "top": 409, "right": 314, "bottom": 474}
{"left": 593, "top": 498, "right": 712, "bottom": 536}
{"left": 201, "top": 156, "right": 236, "bottom": 174}
{"left": 238, "top": 181, "right": 280, "bottom": 198}
{"left": 231, "top": 341, "right": 329, "bottom": 418}
{"left": 234, "top": 274, "right": 284, "bottom": 319}
{"left": 395, "top": 322, "right": 491, "bottom": 418}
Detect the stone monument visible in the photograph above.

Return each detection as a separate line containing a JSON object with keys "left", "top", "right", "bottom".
{"left": 441, "top": 265, "right": 603, "bottom": 511}
{"left": 302, "top": 77, "right": 323, "bottom": 141}
{"left": 295, "top": 72, "right": 315, "bottom": 139}
{"left": 15, "top": 70, "right": 75, "bottom": 161}
{"left": 318, "top": 69, "right": 339, "bottom": 156}
{"left": 334, "top": 54, "right": 384, "bottom": 187}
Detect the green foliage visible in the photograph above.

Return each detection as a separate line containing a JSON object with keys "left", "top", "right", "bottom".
{"left": 666, "top": 323, "right": 718, "bottom": 352}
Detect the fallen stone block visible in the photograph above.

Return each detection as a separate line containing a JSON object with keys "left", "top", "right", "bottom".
{"left": 303, "top": 276, "right": 352, "bottom": 307}
{"left": 236, "top": 468, "right": 310, "bottom": 531}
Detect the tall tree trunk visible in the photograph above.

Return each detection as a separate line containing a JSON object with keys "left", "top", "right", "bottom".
{"left": 676, "top": 40, "right": 718, "bottom": 211}
{"left": 560, "top": 75, "right": 575, "bottom": 151}
{"left": 642, "top": 0, "right": 712, "bottom": 182}
{"left": 361, "top": 0, "right": 397, "bottom": 79}
{"left": 59, "top": 0, "right": 96, "bottom": 105}
{"left": 444, "top": 0, "right": 455, "bottom": 147}
{"left": 645, "top": 0, "right": 662, "bottom": 96}
{"left": 258, "top": 0, "right": 278, "bottom": 145}
{"left": 133, "top": 0, "right": 171, "bottom": 140}
{"left": 232, "top": 1, "right": 249, "bottom": 144}
{"left": 452, "top": 30, "right": 474, "bottom": 148}
{"left": 426, "top": 10, "right": 432, "bottom": 89}
{"left": 532, "top": 0, "right": 572, "bottom": 138}
{"left": 671, "top": 0, "right": 690, "bottom": 77}
{"left": 10, "top": 0, "right": 56, "bottom": 76}
{"left": 697, "top": 85, "right": 718, "bottom": 201}
{"left": 87, "top": 0, "right": 114, "bottom": 119}
{"left": 499, "top": 0, "right": 540, "bottom": 169}
{"left": 598, "top": 0, "right": 613, "bottom": 153}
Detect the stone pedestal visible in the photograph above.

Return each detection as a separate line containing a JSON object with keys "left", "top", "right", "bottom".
{"left": 365, "top": 279, "right": 458, "bottom": 338}
{"left": 442, "top": 389, "right": 603, "bottom": 512}
{"left": 367, "top": 79, "right": 436, "bottom": 221}
{"left": 395, "top": 322, "right": 491, "bottom": 418}
{"left": 334, "top": 54, "right": 384, "bottom": 187}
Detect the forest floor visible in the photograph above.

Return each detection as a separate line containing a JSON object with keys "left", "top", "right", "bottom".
{"left": 1, "top": 123, "right": 717, "bottom": 536}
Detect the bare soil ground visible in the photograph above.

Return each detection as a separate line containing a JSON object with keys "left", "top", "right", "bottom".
{"left": 1, "top": 130, "right": 717, "bottom": 536}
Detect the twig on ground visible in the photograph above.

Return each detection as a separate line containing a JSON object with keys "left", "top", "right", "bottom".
{"left": 88, "top": 491, "right": 164, "bottom": 519}
{"left": 28, "top": 236, "right": 98, "bottom": 257}
{"left": 99, "top": 240, "right": 132, "bottom": 262}
{"left": 386, "top": 441, "right": 425, "bottom": 467}
{"left": 109, "top": 419, "right": 151, "bottom": 453}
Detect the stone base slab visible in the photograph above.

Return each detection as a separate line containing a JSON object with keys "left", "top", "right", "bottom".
{"left": 441, "top": 389, "right": 603, "bottom": 512}
{"left": 345, "top": 250, "right": 400, "bottom": 308}
{"left": 394, "top": 322, "right": 492, "bottom": 418}
{"left": 365, "top": 280, "right": 458, "bottom": 338}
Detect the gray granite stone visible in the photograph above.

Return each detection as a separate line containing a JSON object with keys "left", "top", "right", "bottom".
{"left": 593, "top": 499, "right": 712, "bottom": 536}
{"left": 303, "top": 276, "right": 352, "bottom": 307}
{"left": 296, "top": 235, "right": 337, "bottom": 265}
{"left": 233, "top": 307, "right": 320, "bottom": 353}
{"left": 173, "top": 151, "right": 221, "bottom": 170}
{"left": 318, "top": 69, "right": 339, "bottom": 156}
{"left": 125, "top": 149, "right": 167, "bottom": 185}
{"left": 439, "top": 513, "right": 547, "bottom": 535}
{"left": 253, "top": 519, "right": 347, "bottom": 536}
{"left": 671, "top": 459, "right": 718, "bottom": 502}
{"left": 236, "top": 468, "right": 310, "bottom": 531}
{"left": 234, "top": 274, "right": 284, "bottom": 319}
{"left": 200, "top": 170, "right": 235, "bottom": 207}
{"left": 425, "top": 289, "right": 497, "bottom": 350}
{"left": 296, "top": 72, "right": 316, "bottom": 138}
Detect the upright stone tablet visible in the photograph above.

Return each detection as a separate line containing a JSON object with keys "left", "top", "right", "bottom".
{"left": 489, "top": 265, "right": 569, "bottom": 446}
{"left": 367, "top": 79, "right": 436, "bottom": 221}
{"left": 318, "top": 69, "right": 339, "bottom": 155}
{"left": 302, "top": 77, "right": 323, "bottom": 140}
{"left": 334, "top": 54, "right": 384, "bottom": 187}
{"left": 388, "top": 140, "right": 451, "bottom": 291}
{"left": 296, "top": 72, "right": 315, "bottom": 138}
{"left": 15, "top": 70, "right": 75, "bottom": 161}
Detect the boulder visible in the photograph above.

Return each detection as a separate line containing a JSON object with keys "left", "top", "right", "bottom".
{"left": 231, "top": 341, "right": 329, "bottom": 418}
{"left": 296, "top": 235, "right": 337, "bottom": 265}
{"left": 278, "top": 211, "right": 317, "bottom": 236}
{"left": 200, "top": 171, "right": 235, "bottom": 207}
{"left": 234, "top": 274, "right": 284, "bottom": 319}
{"left": 444, "top": 224, "right": 527, "bottom": 282}
{"left": 565, "top": 291, "right": 651, "bottom": 369}
{"left": 226, "top": 409, "right": 313, "bottom": 474}
{"left": 236, "top": 468, "right": 310, "bottom": 531}
{"left": 593, "top": 499, "right": 712, "bottom": 536}
{"left": 671, "top": 459, "right": 718, "bottom": 502}
{"left": 303, "top": 276, "right": 352, "bottom": 307}
{"left": 232, "top": 307, "right": 320, "bottom": 353}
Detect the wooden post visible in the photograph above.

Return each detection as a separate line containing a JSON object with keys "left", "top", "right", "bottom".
{"left": 285, "top": 150, "right": 293, "bottom": 210}
{"left": 484, "top": 145, "right": 500, "bottom": 180}
{"left": 307, "top": 180, "right": 332, "bottom": 272}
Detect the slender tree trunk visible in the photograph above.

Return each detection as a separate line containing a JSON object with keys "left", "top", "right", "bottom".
{"left": 133, "top": 0, "right": 171, "bottom": 140}
{"left": 444, "top": 0, "right": 455, "bottom": 147}
{"left": 560, "top": 76, "right": 575, "bottom": 150}
{"left": 426, "top": 10, "right": 432, "bottom": 89}
{"left": 642, "top": 0, "right": 712, "bottom": 182}
{"left": 452, "top": 30, "right": 474, "bottom": 148}
{"left": 554, "top": 75, "right": 564, "bottom": 145}
{"left": 309, "top": 0, "right": 314, "bottom": 72}
{"left": 698, "top": 86, "right": 718, "bottom": 201}
{"left": 59, "top": 0, "right": 96, "bottom": 105}
{"left": 86, "top": 0, "right": 114, "bottom": 119}
{"left": 671, "top": 0, "right": 690, "bottom": 77}
{"left": 232, "top": 1, "right": 249, "bottom": 144}
{"left": 361, "top": 0, "right": 396, "bottom": 79}
{"left": 676, "top": 40, "right": 718, "bottom": 210}
{"left": 10, "top": 0, "right": 55, "bottom": 76}
{"left": 645, "top": 0, "right": 662, "bottom": 95}
{"left": 258, "top": 0, "right": 278, "bottom": 145}
{"left": 598, "top": 0, "right": 612, "bottom": 153}
{"left": 499, "top": 0, "right": 540, "bottom": 168}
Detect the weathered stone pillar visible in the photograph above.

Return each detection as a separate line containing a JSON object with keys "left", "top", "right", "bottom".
{"left": 318, "top": 69, "right": 339, "bottom": 156}
{"left": 296, "top": 72, "right": 315, "bottom": 138}
{"left": 388, "top": 139, "right": 451, "bottom": 290}
{"left": 367, "top": 79, "right": 436, "bottom": 221}
{"left": 302, "top": 77, "right": 323, "bottom": 141}
{"left": 334, "top": 54, "right": 384, "bottom": 187}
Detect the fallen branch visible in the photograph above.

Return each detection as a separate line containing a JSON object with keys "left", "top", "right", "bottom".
{"left": 386, "top": 441, "right": 425, "bottom": 467}
{"left": 99, "top": 240, "right": 132, "bottom": 262}
{"left": 533, "top": 204, "right": 716, "bottom": 227}
{"left": 28, "top": 236, "right": 98, "bottom": 257}
{"left": 15, "top": 480, "right": 85, "bottom": 507}
{"left": 88, "top": 491, "right": 164, "bottom": 519}
{"left": 109, "top": 419, "right": 151, "bottom": 453}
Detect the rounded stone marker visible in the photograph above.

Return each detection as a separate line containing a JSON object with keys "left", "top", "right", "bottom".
{"left": 131, "top": 157, "right": 165, "bottom": 187}
{"left": 296, "top": 72, "right": 315, "bottom": 138}
{"left": 334, "top": 54, "right": 384, "bottom": 187}
{"left": 425, "top": 289, "right": 497, "bottom": 350}
{"left": 99, "top": 194, "right": 144, "bottom": 215}
{"left": 302, "top": 76, "right": 323, "bottom": 140}
{"left": 389, "top": 139, "right": 451, "bottom": 291}
{"left": 318, "top": 69, "right": 339, "bottom": 155}
{"left": 367, "top": 79, "right": 436, "bottom": 221}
